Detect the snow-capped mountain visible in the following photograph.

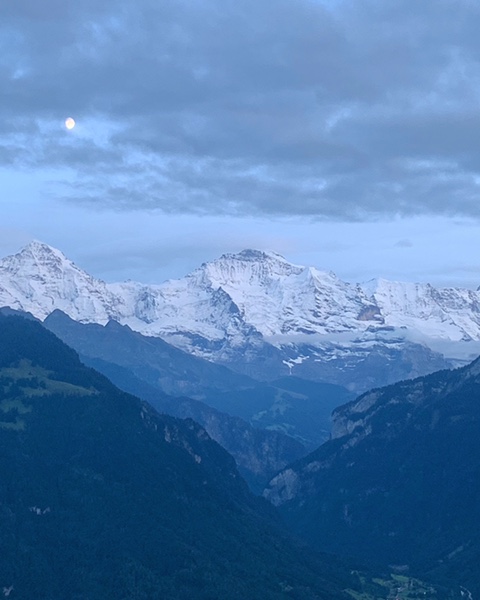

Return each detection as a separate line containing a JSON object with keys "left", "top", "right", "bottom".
{"left": 0, "top": 241, "right": 125, "bottom": 321}
{"left": 193, "top": 250, "right": 381, "bottom": 337}
{"left": 1, "top": 240, "right": 479, "bottom": 391}
{"left": 362, "top": 277, "right": 480, "bottom": 343}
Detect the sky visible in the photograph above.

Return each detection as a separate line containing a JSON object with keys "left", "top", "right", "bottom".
{"left": 2, "top": 0, "right": 480, "bottom": 288}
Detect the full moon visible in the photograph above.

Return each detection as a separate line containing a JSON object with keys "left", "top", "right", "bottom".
{"left": 65, "top": 117, "right": 76, "bottom": 130}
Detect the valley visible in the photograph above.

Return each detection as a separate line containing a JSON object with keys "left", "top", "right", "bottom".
{"left": 0, "top": 241, "right": 478, "bottom": 597}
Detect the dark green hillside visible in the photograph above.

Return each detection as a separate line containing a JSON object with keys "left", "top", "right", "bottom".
{"left": 0, "top": 315, "right": 357, "bottom": 599}
{"left": 79, "top": 355, "right": 306, "bottom": 493}
{"left": 265, "top": 361, "right": 480, "bottom": 595}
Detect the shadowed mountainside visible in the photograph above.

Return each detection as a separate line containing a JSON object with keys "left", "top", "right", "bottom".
{"left": 0, "top": 314, "right": 360, "bottom": 599}
{"left": 265, "top": 358, "right": 480, "bottom": 595}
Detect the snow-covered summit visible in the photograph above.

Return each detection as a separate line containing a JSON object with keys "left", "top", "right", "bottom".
{"left": 0, "top": 241, "right": 123, "bottom": 322}
{"left": 0, "top": 240, "right": 72, "bottom": 274}
{"left": 197, "top": 249, "right": 304, "bottom": 285}
{"left": 188, "top": 249, "right": 378, "bottom": 337}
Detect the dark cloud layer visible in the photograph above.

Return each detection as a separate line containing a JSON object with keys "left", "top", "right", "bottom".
{"left": 2, "top": 0, "right": 480, "bottom": 219}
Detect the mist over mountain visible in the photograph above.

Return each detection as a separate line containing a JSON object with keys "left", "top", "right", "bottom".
{"left": 71, "top": 353, "right": 308, "bottom": 493}
{"left": 201, "top": 377, "right": 353, "bottom": 450}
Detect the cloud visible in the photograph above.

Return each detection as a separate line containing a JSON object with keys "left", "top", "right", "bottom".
{"left": 2, "top": 0, "right": 480, "bottom": 219}
{"left": 394, "top": 239, "right": 413, "bottom": 248}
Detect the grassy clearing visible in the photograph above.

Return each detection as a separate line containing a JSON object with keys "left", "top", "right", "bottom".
{"left": 0, "top": 359, "right": 52, "bottom": 380}
{"left": 23, "top": 379, "right": 96, "bottom": 397}
{"left": 346, "top": 572, "right": 453, "bottom": 600}
{"left": 0, "top": 360, "right": 98, "bottom": 432}
{"left": 0, "top": 360, "right": 97, "bottom": 398}
{"left": 0, "top": 398, "right": 32, "bottom": 414}
{"left": 0, "top": 418, "right": 25, "bottom": 431}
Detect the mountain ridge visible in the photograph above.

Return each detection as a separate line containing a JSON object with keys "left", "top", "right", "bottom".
{"left": 1, "top": 240, "right": 478, "bottom": 390}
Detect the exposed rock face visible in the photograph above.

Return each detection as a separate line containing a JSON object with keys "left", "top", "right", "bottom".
{"left": 158, "top": 394, "right": 307, "bottom": 493}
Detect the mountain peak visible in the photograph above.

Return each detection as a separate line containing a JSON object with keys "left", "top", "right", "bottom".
{"left": 0, "top": 241, "right": 93, "bottom": 289}
{"left": 5, "top": 240, "right": 73, "bottom": 273}
{"left": 23, "top": 239, "right": 60, "bottom": 252}
{"left": 19, "top": 239, "right": 67, "bottom": 259}
{"left": 197, "top": 248, "right": 305, "bottom": 288}
{"left": 0, "top": 242, "right": 115, "bottom": 322}
{"left": 217, "top": 249, "right": 305, "bottom": 269}
{"left": 231, "top": 248, "right": 291, "bottom": 262}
